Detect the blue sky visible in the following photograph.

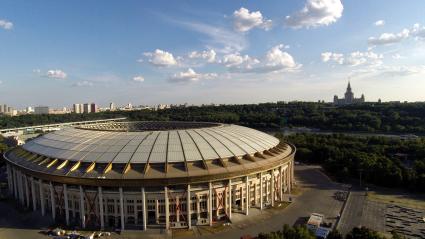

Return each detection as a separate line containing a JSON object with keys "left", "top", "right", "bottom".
{"left": 1, "top": 0, "right": 425, "bottom": 108}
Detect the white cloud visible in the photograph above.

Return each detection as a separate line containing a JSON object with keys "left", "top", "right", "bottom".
{"left": 411, "top": 23, "right": 425, "bottom": 39}
{"left": 188, "top": 49, "right": 217, "bottom": 63}
{"left": 0, "top": 19, "right": 13, "bottom": 30}
{"left": 285, "top": 0, "right": 343, "bottom": 29}
{"left": 321, "top": 51, "right": 383, "bottom": 67}
{"left": 392, "top": 53, "right": 402, "bottom": 60}
{"left": 0, "top": 80, "right": 3, "bottom": 84}
{"left": 222, "top": 44, "right": 300, "bottom": 74}
{"left": 170, "top": 68, "right": 217, "bottom": 83}
{"left": 368, "top": 23, "right": 425, "bottom": 46}
{"left": 143, "top": 49, "right": 177, "bottom": 67}
{"left": 46, "top": 69, "right": 67, "bottom": 79}
{"left": 368, "top": 29, "right": 409, "bottom": 45}
{"left": 321, "top": 52, "right": 344, "bottom": 64}
{"left": 133, "top": 75, "right": 145, "bottom": 82}
{"left": 345, "top": 51, "right": 383, "bottom": 67}
{"left": 374, "top": 20, "right": 385, "bottom": 27}
{"left": 72, "top": 81, "right": 93, "bottom": 87}
{"left": 222, "top": 53, "right": 260, "bottom": 69}
{"left": 233, "top": 7, "right": 272, "bottom": 32}
{"left": 265, "top": 44, "right": 297, "bottom": 69}
{"left": 176, "top": 21, "right": 247, "bottom": 53}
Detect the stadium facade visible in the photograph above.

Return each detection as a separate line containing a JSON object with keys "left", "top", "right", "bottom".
{"left": 4, "top": 121, "right": 295, "bottom": 231}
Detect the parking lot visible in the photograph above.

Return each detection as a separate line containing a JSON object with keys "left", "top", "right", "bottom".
{"left": 386, "top": 204, "right": 425, "bottom": 238}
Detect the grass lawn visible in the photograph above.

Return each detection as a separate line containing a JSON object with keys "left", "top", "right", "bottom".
{"left": 172, "top": 228, "right": 195, "bottom": 238}
{"left": 367, "top": 190, "right": 425, "bottom": 210}
{"left": 195, "top": 222, "right": 234, "bottom": 236}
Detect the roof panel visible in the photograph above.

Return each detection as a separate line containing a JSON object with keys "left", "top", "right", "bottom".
{"left": 81, "top": 152, "right": 102, "bottom": 162}
{"left": 113, "top": 152, "right": 133, "bottom": 163}
{"left": 130, "top": 152, "right": 149, "bottom": 163}
{"left": 187, "top": 130, "right": 218, "bottom": 160}
{"left": 195, "top": 129, "right": 234, "bottom": 158}
{"left": 96, "top": 152, "right": 118, "bottom": 163}
{"left": 211, "top": 128, "right": 257, "bottom": 154}
{"left": 148, "top": 152, "right": 166, "bottom": 163}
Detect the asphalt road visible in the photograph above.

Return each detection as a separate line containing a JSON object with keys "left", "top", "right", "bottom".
{"left": 337, "top": 190, "right": 366, "bottom": 234}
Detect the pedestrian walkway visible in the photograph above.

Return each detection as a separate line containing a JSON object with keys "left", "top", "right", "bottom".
{"left": 337, "top": 190, "right": 366, "bottom": 234}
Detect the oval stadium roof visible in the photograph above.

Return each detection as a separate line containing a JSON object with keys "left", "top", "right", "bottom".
{"left": 22, "top": 122, "right": 280, "bottom": 165}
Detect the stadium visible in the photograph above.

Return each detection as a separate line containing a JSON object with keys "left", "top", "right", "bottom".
{"left": 3, "top": 121, "right": 295, "bottom": 231}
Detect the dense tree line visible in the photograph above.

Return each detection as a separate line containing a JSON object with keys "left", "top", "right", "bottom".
{"left": 2, "top": 102, "right": 425, "bottom": 133}
{"left": 280, "top": 133, "right": 425, "bottom": 192}
{"left": 256, "top": 225, "right": 402, "bottom": 239}
{"left": 0, "top": 112, "right": 125, "bottom": 129}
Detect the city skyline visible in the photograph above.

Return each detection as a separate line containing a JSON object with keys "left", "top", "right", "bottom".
{"left": 2, "top": 0, "right": 425, "bottom": 108}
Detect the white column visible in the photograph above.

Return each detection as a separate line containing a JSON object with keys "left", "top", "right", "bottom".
{"left": 49, "top": 182, "right": 56, "bottom": 220}
{"left": 155, "top": 200, "right": 159, "bottom": 224}
{"left": 260, "top": 172, "right": 263, "bottom": 210}
{"left": 98, "top": 186, "right": 104, "bottom": 230}
{"left": 63, "top": 184, "right": 69, "bottom": 226}
{"left": 228, "top": 179, "right": 232, "bottom": 219}
{"left": 265, "top": 175, "right": 270, "bottom": 204}
{"left": 25, "top": 176, "right": 30, "bottom": 208}
{"left": 39, "top": 179, "right": 45, "bottom": 216}
{"left": 254, "top": 181, "right": 257, "bottom": 206}
{"left": 119, "top": 187, "right": 125, "bottom": 231}
{"left": 240, "top": 186, "right": 243, "bottom": 210}
{"left": 31, "top": 177, "right": 37, "bottom": 211}
{"left": 287, "top": 166, "right": 290, "bottom": 192}
{"left": 271, "top": 170, "right": 275, "bottom": 207}
{"left": 187, "top": 184, "right": 191, "bottom": 229}
{"left": 279, "top": 166, "right": 283, "bottom": 201}
{"left": 164, "top": 187, "right": 169, "bottom": 230}
{"left": 142, "top": 187, "right": 147, "bottom": 231}
{"left": 196, "top": 195, "right": 200, "bottom": 221}
{"left": 208, "top": 182, "right": 213, "bottom": 226}
{"left": 176, "top": 196, "right": 180, "bottom": 222}
{"left": 245, "top": 176, "right": 249, "bottom": 215}
{"left": 79, "top": 186, "right": 86, "bottom": 228}
{"left": 291, "top": 162, "right": 294, "bottom": 192}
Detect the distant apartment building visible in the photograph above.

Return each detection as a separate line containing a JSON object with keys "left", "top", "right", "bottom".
{"left": 157, "top": 104, "right": 171, "bottom": 110}
{"left": 83, "top": 103, "right": 90, "bottom": 113}
{"left": 34, "top": 106, "right": 50, "bottom": 115}
{"left": 0, "top": 104, "right": 16, "bottom": 115}
{"left": 26, "top": 106, "right": 34, "bottom": 113}
{"left": 109, "top": 102, "right": 116, "bottom": 111}
{"left": 73, "top": 103, "right": 82, "bottom": 114}
{"left": 90, "top": 103, "right": 98, "bottom": 113}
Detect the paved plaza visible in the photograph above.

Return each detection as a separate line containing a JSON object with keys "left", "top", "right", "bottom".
{"left": 338, "top": 188, "right": 425, "bottom": 238}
